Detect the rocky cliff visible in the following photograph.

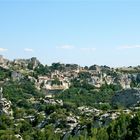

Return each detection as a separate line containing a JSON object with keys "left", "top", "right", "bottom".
{"left": 112, "top": 89, "right": 140, "bottom": 107}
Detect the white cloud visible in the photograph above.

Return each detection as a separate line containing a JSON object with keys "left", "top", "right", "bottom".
{"left": 56, "top": 46, "right": 96, "bottom": 52}
{"left": 0, "top": 48, "right": 8, "bottom": 52}
{"left": 117, "top": 45, "right": 140, "bottom": 50}
{"left": 80, "top": 47, "right": 96, "bottom": 51}
{"left": 24, "top": 48, "right": 34, "bottom": 52}
{"left": 56, "top": 45, "right": 75, "bottom": 50}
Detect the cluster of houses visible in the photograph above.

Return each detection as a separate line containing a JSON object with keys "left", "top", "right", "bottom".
{"left": 37, "top": 71, "right": 71, "bottom": 94}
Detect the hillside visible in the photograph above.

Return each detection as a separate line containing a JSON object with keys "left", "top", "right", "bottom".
{"left": 0, "top": 56, "right": 140, "bottom": 139}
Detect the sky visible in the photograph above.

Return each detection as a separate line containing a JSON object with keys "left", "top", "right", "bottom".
{"left": 0, "top": 0, "right": 140, "bottom": 67}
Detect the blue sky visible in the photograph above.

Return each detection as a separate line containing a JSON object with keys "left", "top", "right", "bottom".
{"left": 0, "top": 0, "right": 140, "bottom": 67}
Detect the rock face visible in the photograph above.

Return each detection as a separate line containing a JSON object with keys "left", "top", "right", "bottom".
{"left": 43, "top": 97, "right": 63, "bottom": 106}
{"left": 112, "top": 89, "right": 140, "bottom": 107}
{"left": 11, "top": 71, "right": 23, "bottom": 80}
{"left": 0, "top": 55, "right": 9, "bottom": 68}
{"left": 0, "top": 87, "right": 13, "bottom": 116}
{"left": 0, "top": 97, "right": 13, "bottom": 116}
{"left": 13, "top": 57, "right": 40, "bottom": 70}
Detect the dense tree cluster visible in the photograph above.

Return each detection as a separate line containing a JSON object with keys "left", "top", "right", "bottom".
{"left": 56, "top": 82, "right": 121, "bottom": 109}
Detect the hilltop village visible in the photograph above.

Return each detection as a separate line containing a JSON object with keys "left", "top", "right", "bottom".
{"left": 0, "top": 55, "right": 139, "bottom": 92}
